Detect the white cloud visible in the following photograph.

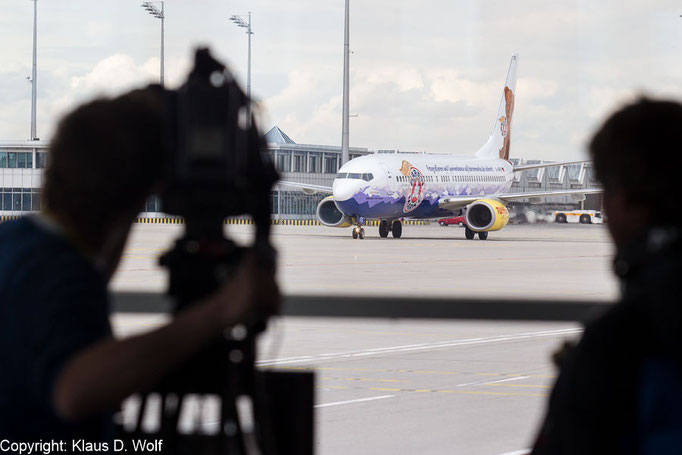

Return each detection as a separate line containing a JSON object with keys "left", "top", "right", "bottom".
{"left": 70, "top": 53, "right": 156, "bottom": 93}
{"left": 2, "top": 0, "right": 682, "bottom": 161}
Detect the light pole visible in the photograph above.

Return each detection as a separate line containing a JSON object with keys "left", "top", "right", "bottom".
{"left": 30, "top": 0, "right": 38, "bottom": 141}
{"left": 230, "top": 12, "right": 253, "bottom": 124}
{"left": 141, "top": 2, "right": 164, "bottom": 87}
{"left": 341, "top": 0, "right": 350, "bottom": 167}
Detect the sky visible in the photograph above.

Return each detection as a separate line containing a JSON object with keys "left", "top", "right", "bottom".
{"left": 1, "top": 0, "right": 682, "bottom": 161}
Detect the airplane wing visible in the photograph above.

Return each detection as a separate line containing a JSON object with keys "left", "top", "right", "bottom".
{"left": 512, "top": 160, "right": 589, "bottom": 172}
{"left": 438, "top": 188, "right": 602, "bottom": 211}
{"left": 277, "top": 180, "right": 333, "bottom": 194}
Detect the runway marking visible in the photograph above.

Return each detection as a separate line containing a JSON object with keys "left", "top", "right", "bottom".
{"left": 315, "top": 395, "right": 395, "bottom": 408}
{"left": 320, "top": 376, "right": 407, "bottom": 383}
{"left": 257, "top": 328, "right": 582, "bottom": 366}
{"left": 280, "top": 253, "right": 610, "bottom": 269}
{"left": 458, "top": 375, "right": 530, "bottom": 388}
{"left": 484, "top": 375, "right": 530, "bottom": 385}
{"left": 488, "top": 383, "right": 550, "bottom": 389}
{"left": 496, "top": 450, "right": 530, "bottom": 455}
{"left": 274, "top": 366, "right": 556, "bottom": 379}
{"left": 314, "top": 384, "right": 547, "bottom": 398}
{"left": 366, "top": 387, "right": 546, "bottom": 398}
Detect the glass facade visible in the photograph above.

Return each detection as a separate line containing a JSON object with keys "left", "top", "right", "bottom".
{"left": 293, "top": 153, "right": 306, "bottom": 172}
{"left": 308, "top": 153, "right": 322, "bottom": 173}
{"left": 0, "top": 151, "right": 34, "bottom": 169}
{"left": 0, "top": 143, "right": 597, "bottom": 217}
{"left": 0, "top": 188, "right": 41, "bottom": 211}
{"left": 275, "top": 152, "right": 291, "bottom": 172}
{"left": 324, "top": 156, "right": 338, "bottom": 174}
{"left": 272, "top": 191, "right": 324, "bottom": 215}
{"left": 36, "top": 152, "right": 47, "bottom": 168}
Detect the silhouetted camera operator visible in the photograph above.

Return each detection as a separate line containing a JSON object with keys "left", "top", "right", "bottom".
{"left": 0, "top": 87, "right": 279, "bottom": 444}
{"left": 532, "top": 98, "right": 682, "bottom": 454}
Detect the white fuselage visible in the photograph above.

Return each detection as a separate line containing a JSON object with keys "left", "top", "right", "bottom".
{"left": 332, "top": 153, "right": 514, "bottom": 221}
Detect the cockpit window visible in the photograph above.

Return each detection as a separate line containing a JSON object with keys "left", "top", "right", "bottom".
{"left": 336, "top": 172, "right": 374, "bottom": 181}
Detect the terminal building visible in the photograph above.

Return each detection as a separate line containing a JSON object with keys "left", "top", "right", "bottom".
{"left": 0, "top": 127, "right": 601, "bottom": 220}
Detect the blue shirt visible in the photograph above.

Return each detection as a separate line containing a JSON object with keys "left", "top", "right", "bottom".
{"left": 0, "top": 216, "right": 113, "bottom": 440}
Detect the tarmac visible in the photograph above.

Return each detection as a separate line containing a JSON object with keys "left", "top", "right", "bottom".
{"left": 111, "top": 223, "right": 617, "bottom": 455}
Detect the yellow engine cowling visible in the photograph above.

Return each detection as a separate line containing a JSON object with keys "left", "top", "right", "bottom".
{"left": 465, "top": 199, "right": 509, "bottom": 232}
{"left": 316, "top": 196, "right": 354, "bottom": 228}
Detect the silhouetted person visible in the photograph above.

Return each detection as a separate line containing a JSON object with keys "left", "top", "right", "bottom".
{"left": 0, "top": 88, "right": 279, "bottom": 442}
{"left": 532, "top": 98, "right": 682, "bottom": 454}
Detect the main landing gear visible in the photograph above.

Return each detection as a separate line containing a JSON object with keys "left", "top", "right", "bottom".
{"left": 379, "top": 220, "right": 389, "bottom": 238}
{"left": 378, "top": 219, "right": 402, "bottom": 238}
{"left": 392, "top": 220, "right": 402, "bottom": 238}
{"left": 465, "top": 226, "right": 488, "bottom": 240}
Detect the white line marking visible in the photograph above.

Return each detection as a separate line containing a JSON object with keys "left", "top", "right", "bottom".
{"left": 457, "top": 375, "right": 529, "bottom": 388}
{"left": 315, "top": 395, "right": 395, "bottom": 408}
{"left": 495, "top": 450, "right": 530, "bottom": 455}
{"left": 484, "top": 375, "right": 530, "bottom": 385}
{"left": 258, "top": 328, "right": 581, "bottom": 366}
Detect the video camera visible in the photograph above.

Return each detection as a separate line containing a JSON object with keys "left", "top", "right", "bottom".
{"left": 159, "top": 47, "right": 278, "bottom": 309}
{"left": 124, "top": 49, "right": 313, "bottom": 455}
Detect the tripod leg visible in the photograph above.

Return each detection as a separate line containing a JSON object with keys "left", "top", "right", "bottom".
{"left": 220, "top": 390, "right": 246, "bottom": 454}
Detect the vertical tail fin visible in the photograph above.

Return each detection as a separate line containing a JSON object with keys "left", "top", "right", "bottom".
{"left": 475, "top": 54, "right": 518, "bottom": 161}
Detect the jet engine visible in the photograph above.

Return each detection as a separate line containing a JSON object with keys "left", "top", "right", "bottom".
{"left": 465, "top": 199, "right": 509, "bottom": 232}
{"left": 316, "top": 196, "right": 354, "bottom": 228}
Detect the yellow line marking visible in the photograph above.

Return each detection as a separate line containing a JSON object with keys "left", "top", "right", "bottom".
{"left": 435, "top": 390, "right": 547, "bottom": 397}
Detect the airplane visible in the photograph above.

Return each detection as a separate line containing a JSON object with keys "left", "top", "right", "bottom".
{"left": 279, "top": 55, "right": 602, "bottom": 240}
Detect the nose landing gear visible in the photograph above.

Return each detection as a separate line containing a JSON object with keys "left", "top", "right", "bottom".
{"left": 352, "top": 225, "right": 365, "bottom": 239}
{"left": 465, "top": 226, "right": 489, "bottom": 240}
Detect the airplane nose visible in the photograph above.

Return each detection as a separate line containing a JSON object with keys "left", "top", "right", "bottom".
{"left": 333, "top": 179, "right": 362, "bottom": 202}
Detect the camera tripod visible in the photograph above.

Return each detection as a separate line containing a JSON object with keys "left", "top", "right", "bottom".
{"left": 124, "top": 218, "right": 313, "bottom": 454}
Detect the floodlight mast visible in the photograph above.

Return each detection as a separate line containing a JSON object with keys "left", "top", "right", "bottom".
{"left": 30, "top": 0, "right": 38, "bottom": 141}
{"left": 230, "top": 12, "right": 253, "bottom": 126}
{"left": 141, "top": 1, "right": 165, "bottom": 87}
{"left": 341, "top": 0, "right": 350, "bottom": 167}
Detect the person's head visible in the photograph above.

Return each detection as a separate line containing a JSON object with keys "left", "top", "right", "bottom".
{"left": 43, "top": 87, "right": 165, "bottom": 254}
{"left": 589, "top": 98, "right": 682, "bottom": 247}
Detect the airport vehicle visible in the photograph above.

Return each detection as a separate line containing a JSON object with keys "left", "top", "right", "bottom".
{"left": 438, "top": 216, "right": 466, "bottom": 227}
{"left": 553, "top": 209, "right": 603, "bottom": 224}
{"left": 280, "top": 55, "right": 601, "bottom": 240}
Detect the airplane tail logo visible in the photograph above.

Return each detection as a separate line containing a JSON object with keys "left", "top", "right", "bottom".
{"left": 400, "top": 160, "right": 425, "bottom": 213}
{"left": 498, "top": 85, "right": 515, "bottom": 161}
{"left": 475, "top": 54, "right": 518, "bottom": 162}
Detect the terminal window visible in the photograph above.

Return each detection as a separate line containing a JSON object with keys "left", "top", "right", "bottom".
{"left": 0, "top": 151, "right": 33, "bottom": 169}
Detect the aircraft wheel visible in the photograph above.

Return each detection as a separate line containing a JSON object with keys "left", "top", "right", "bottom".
{"left": 465, "top": 227, "right": 475, "bottom": 240}
{"left": 359, "top": 228, "right": 365, "bottom": 239}
{"left": 478, "top": 231, "right": 488, "bottom": 240}
{"left": 392, "top": 220, "right": 402, "bottom": 238}
{"left": 379, "top": 220, "right": 389, "bottom": 237}
{"left": 352, "top": 229, "right": 358, "bottom": 239}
